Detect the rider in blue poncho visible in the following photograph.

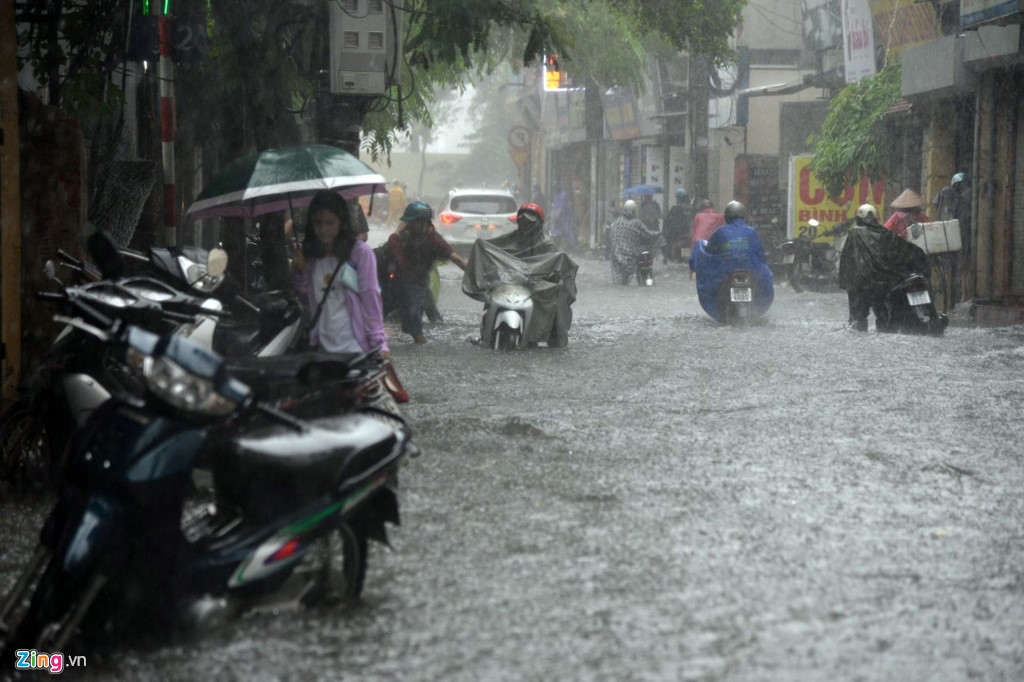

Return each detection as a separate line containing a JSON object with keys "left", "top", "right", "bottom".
{"left": 689, "top": 200, "right": 774, "bottom": 321}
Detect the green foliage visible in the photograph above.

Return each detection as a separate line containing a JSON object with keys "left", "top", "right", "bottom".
{"left": 362, "top": 0, "right": 744, "bottom": 157}
{"left": 18, "top": 0, "right": 746, "bottom": 184}
{"left": 15, "top": 0, "right": 127, "bottom": 121}
{"left": 808, "top": 63, "right": 903, "bottom": 199}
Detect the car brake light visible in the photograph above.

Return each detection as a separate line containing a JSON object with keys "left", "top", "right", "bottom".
{"left": 439, "top": 211, "right": 461, "bottom": 225}
{"left": 508, "top": 214, "right": 518, "bottom": 223}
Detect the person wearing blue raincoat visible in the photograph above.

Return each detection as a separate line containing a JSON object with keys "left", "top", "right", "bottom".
{"left": 689, "top": 200, "right": 774, "bottom": 321}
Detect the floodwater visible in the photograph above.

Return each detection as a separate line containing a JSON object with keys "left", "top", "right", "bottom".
{"left": 2, "top": 249, "right": 1023, "bottom": 681}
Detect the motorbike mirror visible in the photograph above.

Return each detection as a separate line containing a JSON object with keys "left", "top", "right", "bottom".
{"left": 206, "top": 248, "right": 229, "bottom": 278}
{"left": 808, "top": 219, "right": 820, "bottom": 227}
{"left": 44, "top": 260, "right": 62, "bottom": 285}
{"left": 86, "top": 229, "right": 125, "bottom": 280}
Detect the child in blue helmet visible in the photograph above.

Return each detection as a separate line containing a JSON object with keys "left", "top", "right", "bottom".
{"left": 386, "top": 201, "right": 468, "bottom": 343}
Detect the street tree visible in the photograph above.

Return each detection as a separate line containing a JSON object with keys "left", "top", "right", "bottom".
{"left": 807, "top": 63, "right": 903, "bottom": 200}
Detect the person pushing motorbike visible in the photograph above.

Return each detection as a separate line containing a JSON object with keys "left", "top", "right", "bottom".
{"left": 608, "top": 199, "right": 664, "bottom": 285}
{"left": 839, "top": 203, "right": 930, "bottom": 331}
{"left": 387, "top": 201, "right": 468, "bottom": 343}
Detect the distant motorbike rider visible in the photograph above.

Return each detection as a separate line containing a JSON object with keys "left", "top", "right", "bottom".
{"left": 689, "top": 200, "right": 774, "bottom": 319}
{"left": 608, "top": 199, "right": 665, "bottom": 284}
{"left": 486, "top": 203, "right": 555, "bottom": 258}
{"left": 662, "top": 188, "right": 692, "bottom": 264}
{"left": 839, "top": 203, "right": 929, "bottom": 332}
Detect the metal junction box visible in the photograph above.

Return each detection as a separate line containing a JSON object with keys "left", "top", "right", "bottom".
{"left": 329, "top": 0, "right": 402, "bottom": 95}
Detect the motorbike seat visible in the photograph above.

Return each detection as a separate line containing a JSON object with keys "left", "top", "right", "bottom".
{"left": 214, "top": 414, "right": 399, "bottom": 517}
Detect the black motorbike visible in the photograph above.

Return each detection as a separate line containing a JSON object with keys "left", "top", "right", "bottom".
{"left": 636, "top": 250, "right": 655, "bottom": 286}
{"left": 0, "top": 247, "right": 225, "bottom": 494}
{"left": 717, "top": 270, "right": 755, "bottom": 325}
{"left": 0, "top": 235, "right": 303, "bottom": 494}
{"left": 780, "top": 219, "right": 849, "bottom": 293}
{"left": 118, "top": 241, "right": 303, "bottom": 358}
{"left": 0, "top": 281, "right": 413, "bottom": 663}
{"left": 875, "top": 273, "right": 949, "bottom": 336}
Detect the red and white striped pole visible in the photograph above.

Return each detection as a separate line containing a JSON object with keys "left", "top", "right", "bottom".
{"left": 156, "top": 2, "right": 176, "bottom": 245}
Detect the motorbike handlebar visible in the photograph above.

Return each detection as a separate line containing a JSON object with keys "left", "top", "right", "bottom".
{"left": 37, "top": 291, "right": 68, "bottom": 302}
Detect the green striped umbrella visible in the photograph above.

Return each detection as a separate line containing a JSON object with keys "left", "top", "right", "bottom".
{"left": 186, "top": 144, "right": 386, "bottom": 219}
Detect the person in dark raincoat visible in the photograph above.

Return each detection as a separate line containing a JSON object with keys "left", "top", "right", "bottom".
{"left": 485, "top": 202, "right": 555, "bottom": 258}
{"left": 689, "top": 200, "right": 773, "bottom": 320}
{"left": 839, "top": 203, "right": 930, "bottom": 331}
{"left": 662, "top": 188, "right": 692, "bottom": 263}
{"left": 608, "top": 200, "right": 665, "bottom": 284}
{"left": 462, "top": 202, "right": 578, "bottom": 347}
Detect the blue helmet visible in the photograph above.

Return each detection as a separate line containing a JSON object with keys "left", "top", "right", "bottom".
{"left": 400, "top": 200, "right": 433, "bottom": 222}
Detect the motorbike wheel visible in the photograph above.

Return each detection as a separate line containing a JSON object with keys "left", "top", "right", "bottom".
{"left": 1, "top": 561, "right": 102, "bottom": 665}
{"left": 494, "top": 326, "right": 521, "bottom": 352}
{"left": 787, "top": 260, "right": 808, "bottom": 293}
{"left": 0, "top": 403, "right": 52, "bottom": 494}
{"left": 305, "top": 524, "right": 368, "bottom": 605}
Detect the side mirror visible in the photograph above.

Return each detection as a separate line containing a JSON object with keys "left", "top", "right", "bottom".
{"left": 86, "top": 229, "right": 125, "bottom": 280}
{"left": 206, "top": 248, "right": 228, "bottom": 278}
{"left": 44, "top": 260, "right": 62, "bottom": 285}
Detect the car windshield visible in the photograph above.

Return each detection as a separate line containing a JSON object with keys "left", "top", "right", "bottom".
{"left": 450, "top": 195, "right": 517, "bottom": 215}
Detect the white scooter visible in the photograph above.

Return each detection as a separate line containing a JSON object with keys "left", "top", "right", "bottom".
{"left": 480, "top": 284, "right": 535, "bottom": 351}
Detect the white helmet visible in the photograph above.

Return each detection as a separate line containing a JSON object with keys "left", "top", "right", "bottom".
{"left": 623, "top": 199, "right": 638, "bottom": 215}
{"left": 855, "top": 203, "right": 879, "bottom": 226}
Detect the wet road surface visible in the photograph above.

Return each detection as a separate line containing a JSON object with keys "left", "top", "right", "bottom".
{"left": 2, "top": 251, "right": 1023, "bottom": 681}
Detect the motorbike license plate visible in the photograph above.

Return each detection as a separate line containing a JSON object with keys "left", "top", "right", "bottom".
{"left": 907, "top": 290, "right": 931, "bottom": 306}
{"left": 782, "top": 254, "right": 795, "bottom": 264}
{"left": 730, "top": 287, "right": 752, "bottom": 302}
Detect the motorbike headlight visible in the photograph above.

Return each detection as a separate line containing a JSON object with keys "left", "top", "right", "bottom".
{"left": 126, "top": 348, "right": 239, "bottom": 416}
{"left": 191, "top": 273, "right": 226, "bottom": 293}
{"left": 179, "top": 256, "right": 225, "bottom": 293}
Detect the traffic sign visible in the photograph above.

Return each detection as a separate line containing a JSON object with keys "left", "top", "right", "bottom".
{"left": 507, "top": 126, "right": 531, "bottom": 150}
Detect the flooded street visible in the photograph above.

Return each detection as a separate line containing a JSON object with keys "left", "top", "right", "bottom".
{"left": 3, "top": 253, "right": 1023, "bottom": 681}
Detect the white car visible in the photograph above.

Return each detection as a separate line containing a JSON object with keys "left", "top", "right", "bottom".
{"left": 436, "top": 188, "right": 520, "bottom": 254}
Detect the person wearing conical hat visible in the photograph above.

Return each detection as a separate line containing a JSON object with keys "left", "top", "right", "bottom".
{"left": 883, "top": 188, "right": 928, "bottom": 240}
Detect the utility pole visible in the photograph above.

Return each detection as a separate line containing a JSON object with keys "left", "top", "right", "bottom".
{"left": 156, "top": 0, "right": 177, "bottom": 245}
{"left": 1, "top": 0, "right": 22, "bottom": 403}
{"left": 690, "top": 55, "right": 710, "bottom": 202}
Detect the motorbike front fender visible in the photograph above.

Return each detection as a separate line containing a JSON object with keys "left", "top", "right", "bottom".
{"left": 493, "top": 309, "right": 524, "bottom": 331}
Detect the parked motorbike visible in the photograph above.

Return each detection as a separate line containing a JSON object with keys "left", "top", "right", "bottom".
{"left": 119, "top": 242, "right": 302, "bottom": 358}
{"left": 875, "top": 273, "right": 949, "bottom": 336}
{"left": 636, "top": 250, "right": 655, "bottom": 287}
{"left": 0, "top": 281, "right": 413, "bottom": 663}
{"left": 780, "top": 219, "right": 850, "bottom": 293}
{"left": 0, "top": 246, "right": 229, "bottom": 494}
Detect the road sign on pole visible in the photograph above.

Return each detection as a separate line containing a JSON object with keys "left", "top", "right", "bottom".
{"left": 507, "top": 126, "right": 531, "bottom": 150}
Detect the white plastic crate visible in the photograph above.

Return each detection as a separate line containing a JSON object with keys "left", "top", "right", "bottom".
{"left": 908, "top": 220, "right": 961, "bottom": 254}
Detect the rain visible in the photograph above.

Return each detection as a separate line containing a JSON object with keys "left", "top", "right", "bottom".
{"left": 3, "top": 255, "right": 1023, "bottom": 680}
{"left": 4, "top": 0, "right": 1024, "bottom": 680}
